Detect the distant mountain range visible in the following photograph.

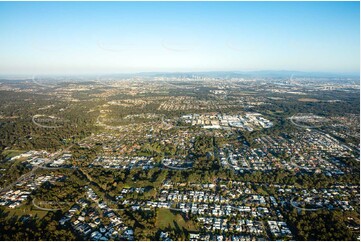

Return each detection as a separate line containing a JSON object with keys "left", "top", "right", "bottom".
{"left": 0, "top": 70, "right": 359, "bottom": 80}
{"left": 136, "top": 70, "right": 360, "bottom": 79}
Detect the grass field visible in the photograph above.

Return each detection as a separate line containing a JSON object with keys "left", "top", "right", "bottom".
{"left": 155, "top": 208, "right": 197, "bottom": 231}
{"left": 2, "top": 150, "right": 25, "bottom": 159}
{"left": 2, "top": 204, "right": 48, "bottom": 220}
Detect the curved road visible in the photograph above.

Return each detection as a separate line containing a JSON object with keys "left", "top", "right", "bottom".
{"left": 289, "top": 114, "right": 318, "bottom": 129}
{"left": 290, "top": 197, "right": 322, "bottom": 211}
{"left": 32, "top": 198, "right": 63, "bottom": 211}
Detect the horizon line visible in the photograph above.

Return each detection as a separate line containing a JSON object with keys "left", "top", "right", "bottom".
{"left": 0, "top": 69, "right": 360, "bottom": 78}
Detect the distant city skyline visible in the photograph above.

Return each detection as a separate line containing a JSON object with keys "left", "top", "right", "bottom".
{"left": 0, "top": 1, "right": 359, "bottom": 75}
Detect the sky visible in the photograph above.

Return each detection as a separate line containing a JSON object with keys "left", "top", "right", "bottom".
{"left": 0, "top": 1, "right": 359, "bottom": 75}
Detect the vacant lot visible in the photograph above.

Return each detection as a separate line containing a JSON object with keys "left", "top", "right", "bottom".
{"left": 298, "top": 98, "right": 319, "bottom": 102}
{"left": 155, "top": 208, "right": 197, "bottom": 232}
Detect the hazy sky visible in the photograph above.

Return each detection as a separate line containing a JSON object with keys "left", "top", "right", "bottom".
{"left": 0, "top": 1, "right": 359, "bottom": 75}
